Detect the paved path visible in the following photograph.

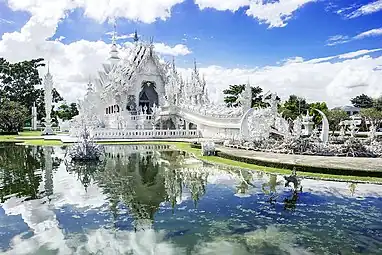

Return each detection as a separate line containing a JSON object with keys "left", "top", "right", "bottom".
{"left": 217, "top": 146, "right": 382, "bottom": 172}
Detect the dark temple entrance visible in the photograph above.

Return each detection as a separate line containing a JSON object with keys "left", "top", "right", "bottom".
{"left": 139, "top": 81, "right": 158, "bottom": 114}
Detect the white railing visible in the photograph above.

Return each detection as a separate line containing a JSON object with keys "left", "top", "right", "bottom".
{"left": 90, "top": 129, "right": 200, "bottom": 139}
{"left": 177, "top": 104, "right": 243, "bottom": 119}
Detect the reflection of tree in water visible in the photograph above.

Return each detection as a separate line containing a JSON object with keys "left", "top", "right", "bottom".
{"left": 0, "top": 144, "right": 43, "bottom": 202}
{"left": 0, "top": 144, "right": 60, "bottom": 203}
{"left": 68, "top": 146, "right": 172, "bottom": 230}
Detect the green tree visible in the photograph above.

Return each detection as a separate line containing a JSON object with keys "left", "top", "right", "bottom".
{"left": 360, "top": 108, "right": 382, "bottom": 128}
{"left": 327, "top": 109, "right": 348, "bottom": 134}
{"left": 350, "top": 94, "right": 374, "bottom": 108}
{"left": 0, "top": 100, "right": 29, "bottom": 133}
{"left": 0, "top": 57, "right": 63, "bottom": 123}
{"left": 373, "top": 96, "right": 382, "bottom": 111}
{"left": 223, "top": 84, "right": 264, "bottom": 108}
{"left": 278, "top": 95, "right": 309, "bottom": 120}
{"left": 0, "top": 58, "right": 44, "bottom": 109}
{"left": 56, "top": 102, "right": 79, "bottom": 121}
{"left": 308, "top": 102, "right": 329, "bottom": 125}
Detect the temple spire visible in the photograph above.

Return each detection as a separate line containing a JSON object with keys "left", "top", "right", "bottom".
{"left": 133, "top": 30, "right": 139, "bottom": 42}
{"left": 193, "top": 59, "right": 197, "bottom": 73}
{"left": 109, "top": 19, "right": 120, "bottom": 66}
{"left": 172, "top": 57, "right": 176, "bottom": 73}
{"left": 112, "top": 22, "right": 117, "bottom": 45}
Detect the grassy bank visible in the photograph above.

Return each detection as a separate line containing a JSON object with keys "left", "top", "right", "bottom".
{"left": 98, "top": 141, "right": 382, "bottom": 183}
{"left": 0, "top": 131, "right": 41, "bottom": 142}
{"left": 1, "top": 137, "right": 382, "bottom": 183}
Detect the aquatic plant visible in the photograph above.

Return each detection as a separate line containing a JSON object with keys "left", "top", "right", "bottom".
{"left": 67, "top": 124, "right": 104, "bottom": 161}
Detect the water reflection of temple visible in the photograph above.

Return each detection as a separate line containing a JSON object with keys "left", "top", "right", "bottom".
{"left": 69, "top": 146, "right": 211, "bottom": 229}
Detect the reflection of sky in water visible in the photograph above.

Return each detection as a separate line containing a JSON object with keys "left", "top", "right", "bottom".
{"left": 0, "top": 144, "right": 381, "bottom": 254}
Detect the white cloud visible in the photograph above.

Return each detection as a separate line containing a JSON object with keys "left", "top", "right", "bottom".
{"left": 345, "top": 0, "right": 382, "bottom": 19}
{"left": 338, "top": 49, "right": 382, "bottom": 59}
{"left": 106, "top": 31, "right": 139, "bottom": 41}
{"left": 195, "top": 0, "right": 250, "bottom": 12}
{"left": 195, "top": 0, "right": 317, "bottom": 28}
{"left": 176, "top": 50, "right": 382, "bottom": 108}
{"left": 246, "top": 0, "right": 316, "bottom": 28}
{"left": 55, "top": 36, "right": 65, "bottom": 42}
{"left": 0, "top": 18, "right": 15, "bottom": 24}
{"left": 327, "top": 28, "right": 382, "bottom": 46}
{"left": 354, "top": 27, "right": 382, "bottom": 39}
{"left": 153, "top": 43, "right": 192, "bottom": 56}
{"left": 7, "top": 0, "right": 185, "bottom": 24}
{"left": 0, "top": 0, "right": 191, "bottom": 102}
{"left": 326, "top": 34, "right": 350, "bottom": 46}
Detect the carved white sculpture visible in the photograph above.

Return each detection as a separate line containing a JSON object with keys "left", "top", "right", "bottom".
{"left": 301, "top": 111, "right": 314, "bottom": 136}
{"left": 201, "top": 141, "right": 216, "bottom": 156}
{"left": 350, "top": 116, "right": 357, "bottom": 138}
{"left": 339, "top": 124, "right": 346, "bottom": 139}
{"left": 314, "top": 109, "right": 329, "bottom": 143}
{"left": 42, "top": 66, "right": 54, "bottom": 135}
{"left": 31, "top": 103, "right": 37, "bottom": 131}
{"left": 369, "top": 123, "right": 376, "bottom": 141}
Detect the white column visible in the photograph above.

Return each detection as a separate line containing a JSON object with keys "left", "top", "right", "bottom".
{"left": 31, "top": 104, "right": 38, "bottom": 131}
{"left": 42, "top": 68, "right": 54, "bottom": 135}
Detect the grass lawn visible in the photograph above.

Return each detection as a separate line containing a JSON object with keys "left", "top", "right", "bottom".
{"left": 0, "top": 130, "right": 42, "bottom": 142}
{"left": 17, "top": 130, "right": 42, "bottom": 136}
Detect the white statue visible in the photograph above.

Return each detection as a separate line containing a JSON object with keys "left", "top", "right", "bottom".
{"left": 42, "top": 66, "right": 54, "bottom": 135}
{"left": 350, "top": 116, "right": 357, "bottom": 138}
{"left": 292, "top": 116, "right": 302, "bottom": 138}
{"left": 339, "top": 124, "right": 345, "bottom": 139}
{"left": 314, "top": 109, "right": 329, "bottom": 143}
{"left": 31, "top": 103, "right": 38, "bottom": 131}
{"left": 369, "top": 123, "right": 376, "bottom": 141}
{"left": 301, "top": 111, "right": 314, "bottom": 136}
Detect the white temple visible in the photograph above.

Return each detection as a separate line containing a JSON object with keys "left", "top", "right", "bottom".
{"left": 70, "top": 26, "right": 250, "bottom": 140}
{"left": 69, "top": 26, "right": 322, "bottom": 142}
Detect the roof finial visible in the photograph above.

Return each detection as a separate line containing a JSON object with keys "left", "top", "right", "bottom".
{"left": 112, "top": 20, "right": 117, "bottom": 45}
{"left": 47, "top": 61, "right": 50, "bottom": 74}
{"left": 194, "top": 58, "right": 197, "bottom": 73}
{"left": 172, "top": 57, "right": 176, "bottom": 72}
{"left": 133, "top": 30, "right": 139, "bottom": 42}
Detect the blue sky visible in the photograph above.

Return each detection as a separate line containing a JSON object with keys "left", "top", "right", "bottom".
{"left": 0, "top": 0, "right": 382, "bottom": 106}
{"left": 1, "top": 0, "right": 381, "bottom": 68}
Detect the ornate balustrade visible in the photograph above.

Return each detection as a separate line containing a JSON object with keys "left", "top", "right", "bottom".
{"left": 177, "top": 104, "right": 243, "bottom": 119}
{"left": 88, "top": 129, "right": 200, "bottom": 139}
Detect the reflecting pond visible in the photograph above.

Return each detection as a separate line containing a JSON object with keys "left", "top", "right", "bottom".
{"left": 0, "top": 143, "right": 382, "bottom": 254}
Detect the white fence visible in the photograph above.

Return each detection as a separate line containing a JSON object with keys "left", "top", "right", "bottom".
{"left": 89, "top": 129, "right": 200, "bottom": 139}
